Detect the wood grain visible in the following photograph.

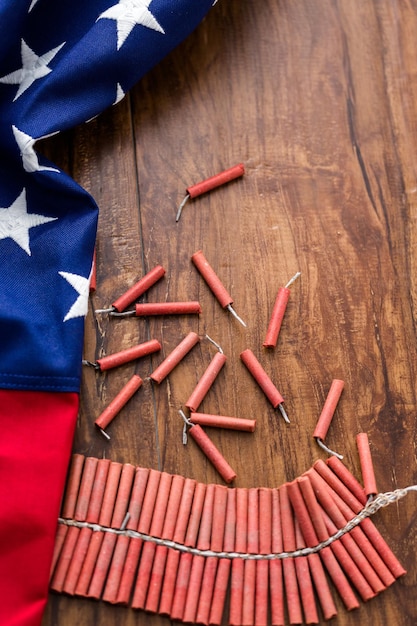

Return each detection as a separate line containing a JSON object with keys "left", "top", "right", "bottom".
{"left": 41, "top": 1, "right": 417, "bottom": 624}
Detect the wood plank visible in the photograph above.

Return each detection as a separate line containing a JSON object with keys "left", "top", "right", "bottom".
{"left": 42, "top": 1, "right": 417, "bottom": 624}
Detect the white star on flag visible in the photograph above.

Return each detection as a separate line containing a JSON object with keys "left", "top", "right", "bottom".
{"left": 28, "top": 0, "right": 40, "bottom": 11}
{"left": 114, "top": 82, "right": 125, "bottom": 104}
{"left": 0, "top": 188, "right": 57, "bottom": 255}
{"left": 59, "top": 271, "right": 91, "bottom": 321}
{"left": 0, "top": 39, "right": 65, "bottom": 101}
{"left": 12, "top": 126, "right": 60, "bottom": 173}
{"left": 97, "top": 0, "right": 165, "bottom": 50}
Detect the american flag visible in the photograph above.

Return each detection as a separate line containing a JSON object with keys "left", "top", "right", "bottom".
{"left": 0, "top": 1, "right": 215, "bottom": 624}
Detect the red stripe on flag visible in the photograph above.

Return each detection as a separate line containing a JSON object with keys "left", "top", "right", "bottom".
{"left": 0, "top": 389, "right": 78, "bottom": 626}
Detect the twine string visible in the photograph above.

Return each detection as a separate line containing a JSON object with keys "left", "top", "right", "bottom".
{"left": 58, "top": 485, "right": 417, "bottom": 561}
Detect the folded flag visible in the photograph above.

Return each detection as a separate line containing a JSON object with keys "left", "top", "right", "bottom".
{"left": 0, "top": 1, "right": 215, "bottom": 624}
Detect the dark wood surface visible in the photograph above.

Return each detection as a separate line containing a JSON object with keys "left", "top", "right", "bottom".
{"left": 41, "top": 1, "right": 417, "bottom": 624}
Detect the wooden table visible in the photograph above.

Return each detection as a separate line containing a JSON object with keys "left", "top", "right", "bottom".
{"left": 42, "top": 1, "right": 417, "bottom": 624}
